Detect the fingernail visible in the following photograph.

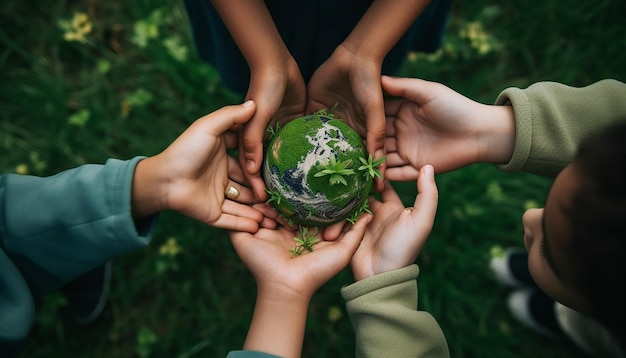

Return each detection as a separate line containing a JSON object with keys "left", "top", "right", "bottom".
{"left": 424, "top": 165, "right": 434, "bottom": 178}
{"left": 246, "top": 160, "right": 256, "bottom": 171}
{"left": 374, "top": 150, "right": 384, "bottom": 160}
{"left": 242, "top": 100, "right": 254, "bottom": 107}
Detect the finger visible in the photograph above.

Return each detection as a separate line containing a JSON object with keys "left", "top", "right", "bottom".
{"left": 385, "top": 166, "right": 420, "bottom": 182}
{"left": 379, "top": 180, "right": 402, "bottom": 205}
{"left": 203, "top": 100, "right": 256, "bottom": 136}
{"left": 410, "top": 165, "right": 438, "bottom": 225}
{"left": 243, "top": 204, "right": 278, "bottom": 229}
{"left": 224, "top": 181, "right": 256, "bottom": 204}
{"left": 335, "top": 214, "right": 371, "bottom": 253}
{"left": 252, "top": 203, "right": 297, "bottom": 230}
{"left": 238, "top": 130, "right": 268, "bottom": 201}
{"left": 240, "top": 111, "right": 267, "bottom": 176}
{"left": 248, "top": 174, "right": 268, "bottom": 202}
{"left": 228, "top": 156, "right": 248, "bottom": 186}
{"left": 386, "top": 152, "right": 410, "bottom": 168}
{"left": 212, "top": 213, "right": 260, "bottom": 233}
{"left": 252, "top": 203, "right": 281, "bottom": 220}
{"left": 321, "top": 221, "right": 347, "bottom": 241}
{"left": 259, "top": 216, "right": 277, "bottom": 230}
{"left": 222, "top": 200, "right": 264, "bottom": 223}
{"left": 381, "top": 76, "right": 435, "bottom": 105}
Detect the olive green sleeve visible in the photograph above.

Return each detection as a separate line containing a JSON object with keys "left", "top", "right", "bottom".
{"left": 341, "top": 265, "right": 450, "bottom": 358}
{"left": 495, "top": 79, "right": 626, "bottom": 177}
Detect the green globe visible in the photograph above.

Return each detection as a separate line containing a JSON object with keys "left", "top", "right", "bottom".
{"left": 263, "top": 111, "right": 375, "bottom": 226}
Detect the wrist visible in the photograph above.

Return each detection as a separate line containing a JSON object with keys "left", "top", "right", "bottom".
{"left": 243, "top": 289, "right": 310, "bottom": 358}
{"left": 334, "top": 42, "right": 383, "bottom": 68}
{"left": 131, "top": 156, "right": 169, "bottom": 219}
{"left": 478, "top": 105, "right": 516, "bottom": 164}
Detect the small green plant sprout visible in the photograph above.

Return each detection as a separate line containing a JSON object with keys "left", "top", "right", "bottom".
{"left": 266, "top": 122, "right": 282, "bottom": 141}
{"left": 346, "top": 200, "right": 372, "bottom": 224}
{"left": 311, "top": 102, "right": 339, "bottom": 118}
{"left": 265, "top": 188, "right": 284, "bottom": 206}
{"left": 358, "top": 154, "right": 387, "bottom": 179}
{"left": 314, "top": 156, "right": 355, "bottom": 186}
{"left": 289, "top": 226, "right": 320, "bottom": 257}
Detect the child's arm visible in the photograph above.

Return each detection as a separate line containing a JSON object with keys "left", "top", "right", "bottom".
{"left": 306, "top": 0, "right": 432, "bottom": 192}
{"left": 210, "top": 0, "right": 306, "bottom": 201}
{"left": 130, "top": 100, "right": 264, "bottom": 232}
{"left": 342, "top": 165, "right": 450, "bottom": 357}
{"left": 382, "top": 75, "right": 516, "bottom": 178}
{"left": 0, "top": 100, "right": 262, "bottom": 300}
{"left": 228, "top": 215, "right": 371, "bottom": 358}
{"left": 381, "top": 76, "right": 626, "bottom": 179}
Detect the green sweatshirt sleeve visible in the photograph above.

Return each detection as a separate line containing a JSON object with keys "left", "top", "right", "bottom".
{"left": 495, "top": 79, "right": 626, "bottom": 177}
{"left": 341, "top": 265, "right": 450, "bottom": 358}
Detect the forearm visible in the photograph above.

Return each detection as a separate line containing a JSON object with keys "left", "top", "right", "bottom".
{"left": 131, "top": 155, "right": 168, "bottom": 219}
{"left": 342, "top": 265, "right": 450, "bottom": 358}
{"left": 210, "top": 0, "right": 292, "bottom": 71}
{"left": 495, "top": 79, "right": 626, "bottom": 176}
{"left": 243, "top": 291, "right": 309, "bottom": 358}
{"left": 478, "top": 104, "right": 516, "bottom": 165}
{"left": 0, "top": 157, "right": 155, "bottom": 294}
{"left": 342, "top": 0, "right": 432, "bottom": 61}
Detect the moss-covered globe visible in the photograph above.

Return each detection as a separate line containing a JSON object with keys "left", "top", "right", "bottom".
{"left": 263, "top": 111, "right": 374, "bottom": 226}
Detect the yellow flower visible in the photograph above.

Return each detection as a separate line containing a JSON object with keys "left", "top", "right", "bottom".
{"left": 328, "top": 306, "right": 343, "bottom": 322}
{"left": 59, "top": 12, "right": 93, "bottom": 43}
{"left": 459, "top": 21, "right": 500, "bottom": 55}
{"left": 159, "top": 237, "right": 182, "bottom": 257}
{"left": 15, "top": 164, "right": 29, "bottom": 175}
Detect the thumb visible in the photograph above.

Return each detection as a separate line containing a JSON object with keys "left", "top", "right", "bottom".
{"left": 203, "top": 100, "right": 256, "bottom": 136}
{"left": 338, "top": 214, "right": 372, "bottom": 255}
{"left": 411, "top": 164, "right": 438, "bottom": 226}
{"left": 381, "top": 76, "right": 434, "bottom": 105}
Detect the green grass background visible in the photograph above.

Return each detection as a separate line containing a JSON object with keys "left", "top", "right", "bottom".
{"left": 1, "top": 1, "right": 625, "bottom": 357}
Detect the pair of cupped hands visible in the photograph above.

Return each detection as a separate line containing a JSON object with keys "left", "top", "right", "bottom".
{"left": 142, "top": 74, "right": 503, "bottom": 299}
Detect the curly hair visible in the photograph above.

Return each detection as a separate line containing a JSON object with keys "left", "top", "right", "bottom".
{"left": 565, "top": 121, "right": 626, "bottom": 350}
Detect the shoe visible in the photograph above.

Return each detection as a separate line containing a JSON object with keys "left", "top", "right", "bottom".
{"left": 62, "top": 261, "right": 112, "bottom": 325}
{"left": 489, "top": 247, "right": 536, "bottom": 287}
{"left": 507, "top": 287, "right": 564, "bottom": 338}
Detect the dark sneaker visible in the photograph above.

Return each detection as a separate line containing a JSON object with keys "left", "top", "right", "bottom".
{"left": 489, "top": 247, "right": 536, "bottom": 287}
{"left": 62, "top": 261, "right": 112, "bottom": 325}
{"left": 508, "top": 287, "right": 564, "bottom": 338}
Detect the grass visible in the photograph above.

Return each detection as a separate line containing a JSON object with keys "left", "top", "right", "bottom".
{"left": 1, "top": 0, "right": 625, "bottom": 357}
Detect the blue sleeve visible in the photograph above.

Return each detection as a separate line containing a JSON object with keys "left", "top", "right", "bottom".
{"left": 0, "top": 157, "right": 158, "bottom": 350}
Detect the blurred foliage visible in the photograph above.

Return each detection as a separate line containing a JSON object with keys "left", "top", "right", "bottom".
{"left": 1, "top": 0, "right": 625, "bottom": 357}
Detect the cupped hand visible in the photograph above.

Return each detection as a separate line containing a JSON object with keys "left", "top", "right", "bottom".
{"left": 139, "top": 101, "right": 265, "bottom": 232}
{"left": 350, "top": 165, "right": 438, "bottom": 281}
{"left": 229, "top": 215, "right": 371, "bottom": 300}
{"left": 306, "top": 45, "right": 386, "bottom": 191}
{"left": 241, "top": 59, "right": 307, "bottom": 201}
{"left": 382, "top": 76, "right": 514, "bottom": 180}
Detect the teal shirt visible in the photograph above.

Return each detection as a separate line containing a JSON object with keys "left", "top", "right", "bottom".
{"left": 0, "top": 157, "right": 157, "bottom": 353}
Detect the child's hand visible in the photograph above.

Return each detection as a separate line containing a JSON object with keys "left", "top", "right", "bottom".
{"left": 351, "top": 165, "right": 438, "bottom": 281}
{"left": 230, "top": 214, "right": 371, "bottom": 299}
{"left": 131, "top": 101, "right": 266, "bottom": 233}
{"left": 241, "top": 58, "right": 307, "bottom": 201}
{"left": 306, "top": 45, "right": 386, "bottom": 192}
{"left": 229, "top": 215, "right": 370, "bottom": 358}
{"left": 382, "top": 76, "right": 515, "bottom": 180}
